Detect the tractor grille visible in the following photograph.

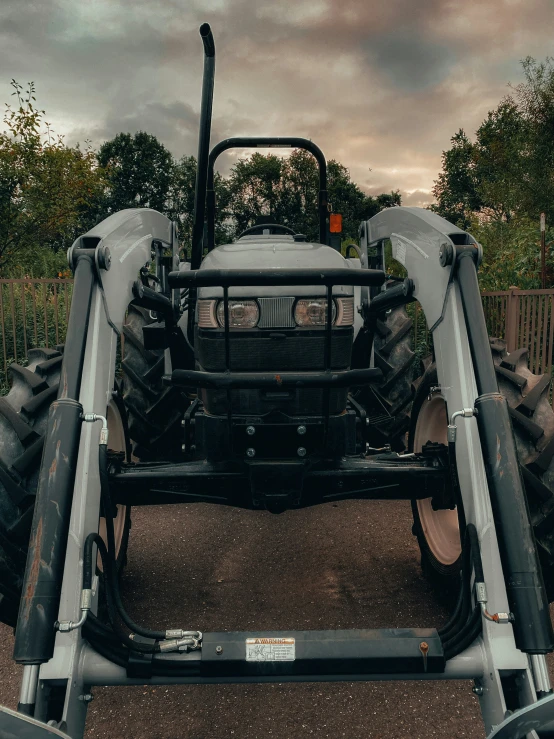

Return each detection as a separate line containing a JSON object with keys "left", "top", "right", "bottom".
{"left": 196, "top": 330, "right": 352, "bottom": 371}
{"left": 257, "top": 297, "right": 296, "bottom": 328}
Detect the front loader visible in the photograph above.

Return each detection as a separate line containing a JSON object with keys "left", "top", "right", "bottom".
{"left": 1, "top": 23, "right": 554, "bottom": 738}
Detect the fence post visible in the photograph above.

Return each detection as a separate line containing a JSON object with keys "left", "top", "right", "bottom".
{"left": 506, "top": 287, "right": 519, "bottom": 353}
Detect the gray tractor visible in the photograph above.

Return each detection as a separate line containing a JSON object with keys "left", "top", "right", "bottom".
{"left": 1, "top": 23, "right": 554, "bottom": 739}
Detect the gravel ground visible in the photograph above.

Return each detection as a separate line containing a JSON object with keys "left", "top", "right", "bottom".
{"left": 0, "top": 499, "right": 552, "bottom": 738}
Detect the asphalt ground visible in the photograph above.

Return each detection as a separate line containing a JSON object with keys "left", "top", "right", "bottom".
{"left": 1, "top": 499, "right": 553, "bottom": 738}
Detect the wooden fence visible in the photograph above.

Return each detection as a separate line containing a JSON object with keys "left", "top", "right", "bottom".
{"left": 481, "top": 288, "right": 554, "bottom": 377}
{"left": 1, "top": 279, "right": 554, "bottom": 391}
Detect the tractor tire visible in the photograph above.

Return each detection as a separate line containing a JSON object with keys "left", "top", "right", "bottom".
{"left": 0, "top": 348, "right": 131, "bottom": 628}
{"left": 121, "top": 304, "right": 186, "bottom": 461}
{"left": 370, "top": 305, "right": 418, "bottom": 450}
{"left": 410, "top": 343, "right": 554, "bottom": 601}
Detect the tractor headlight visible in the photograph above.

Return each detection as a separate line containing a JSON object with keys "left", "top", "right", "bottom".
{"left": 216, "top": 299, "right": 260, "bottom": 328}
{"left": 294, "top": 299, "right": 336, "bottom": 327}
{"left": 294, "top": 297, "right": 353, "bottom": 327}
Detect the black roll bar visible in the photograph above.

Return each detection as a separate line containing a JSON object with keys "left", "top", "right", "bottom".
{"left": 205, "top": 137, "right": 329, "bottom": 255}
{"left": 168, "top": 267, "right": 385, "bottom": 289}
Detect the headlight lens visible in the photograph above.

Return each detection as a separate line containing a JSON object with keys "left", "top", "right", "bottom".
{"left": 216, "top": 299, "right": 260, "bottom": 328}
{"left": 294, "top": 299, "right": 336, "bottom": 327}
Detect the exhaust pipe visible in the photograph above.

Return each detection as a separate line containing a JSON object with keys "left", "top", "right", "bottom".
{"left": 191, "top": 23, "right": 216, "bottom": 270}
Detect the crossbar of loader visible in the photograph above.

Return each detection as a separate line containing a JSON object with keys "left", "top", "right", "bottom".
{"left": 110, "top": 453, "right": 450, "bottom": 508}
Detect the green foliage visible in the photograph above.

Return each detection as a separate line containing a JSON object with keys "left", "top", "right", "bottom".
{"left": 433, "top": 57, "right": 554, "bottom": 228}
{"left": 0, "top": 81, "right": 402, "bottom": 276}
{"left": 470, "top": 217, "right": 554, "bottom": 291}
{"left": 97, "top": 131, "right": 173, "bottom": 215}
{"left": 0, "top": 81, "right": 106, "bottom": 276}
{"left": 225, "top": 149, "right": 400, "bottom": 241}
{"left": 432, "top": 57, "right": 554, "bottom": 289}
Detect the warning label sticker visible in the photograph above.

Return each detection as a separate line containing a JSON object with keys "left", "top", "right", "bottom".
{"left": 246, "top": 637, "right": 296, "bottom": 662}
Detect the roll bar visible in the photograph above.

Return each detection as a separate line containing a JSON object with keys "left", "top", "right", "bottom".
{"left": 204, "top": 137, "right": 329, "bottom": 256}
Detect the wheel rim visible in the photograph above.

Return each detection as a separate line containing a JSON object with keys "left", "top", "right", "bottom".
{"left": 414, "top": 394, "right": 461, "bottom": 566}
{"left": 98, "top": 399, "right": 127, "bottom": 560}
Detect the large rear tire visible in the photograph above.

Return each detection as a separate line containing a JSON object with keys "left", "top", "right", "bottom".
{"left": 0, "top": 348, "right": 130, "bottom": 627}
{"left": 410, "top": 345, "right": 554, "bottom": 600}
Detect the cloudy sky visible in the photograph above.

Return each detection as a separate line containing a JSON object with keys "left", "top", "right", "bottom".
{"left": 1, "top": 0, "right": 553, "bottom": 206}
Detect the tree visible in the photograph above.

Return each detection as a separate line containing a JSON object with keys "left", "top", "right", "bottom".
{"left": 473, "top": 101, "right": 527, "bottom": 221}
{"left": 168, "top": 154, "right": 232, "bottom": 255}
{"left": 0, "top": 81, "right": 106, "bottom": 275}
{"left": 433, "top": 57, "right": 554, "bottom": 228}
{"left": 97, "top": 132, "right": 173, "bottom": 215}
{"left": 431, "top": 130, "right": 482, "bottom": 228}
{"left": 511, "top": 57, "right": 554, "bottom": 221}
{"left": 225, "top": 149, "right": 400, "bottom": 242}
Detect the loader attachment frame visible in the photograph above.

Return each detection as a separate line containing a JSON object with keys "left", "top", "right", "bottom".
{"left": 3, "top": 206, "right": 554, "bottom": 739}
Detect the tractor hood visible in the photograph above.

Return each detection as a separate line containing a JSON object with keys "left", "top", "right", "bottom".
{"left": 198, "top": 236, "right": 355, "bottom": 298}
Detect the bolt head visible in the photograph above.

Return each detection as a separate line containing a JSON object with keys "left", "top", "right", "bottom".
{"left": 472, "top": 686, "right": 483, "bottom": 697}
{"left": 439, "top": 242, "right": 454, "bottom": 267}
{"left": 216, "top": 645, "right": 223, "bottom": 655}
{"left": 297, "top": 425, "right": 307, "bottom": 436}
{"left": 246, "top": 448, "right": 256, "bottom": 458}
{"left": 246, "top": 426, "right": 256, "bottom": 436}
{"left": 297, "top": 447, "right": 307, "bottom": 458}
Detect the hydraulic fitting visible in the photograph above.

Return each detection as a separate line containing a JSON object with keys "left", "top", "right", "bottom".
{"left": 55, "top": 589, "right": 92, "bottom": 632}
{"left": 447, "top": 407, "right": 477, "bottom": 443}
{"left": 82, "top": 413, "right": 109, "bottom": 445}
{"left": 159, "top": 631, "right": 202, "bottom": 652}
{"left": 475, "top": 581, "right": 514, "bottom": 624}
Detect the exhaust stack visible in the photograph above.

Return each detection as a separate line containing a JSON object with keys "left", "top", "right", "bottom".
{"left": 191, "top": 23, "right": 215, "bottom": 270}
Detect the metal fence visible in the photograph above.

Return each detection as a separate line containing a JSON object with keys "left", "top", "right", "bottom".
{"left": 1, "top": 279, "right": 554, "bottom": 392}
{"left": 0, "top": 279, "right": 73, "bottom": 387}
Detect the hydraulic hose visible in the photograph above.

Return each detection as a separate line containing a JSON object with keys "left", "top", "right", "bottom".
{"left": 442, "top": 606, "right": 482, "bottom": 661}
{"left": 440, "top": 524, "right": 486, "bottom": 659}
{"left": 83, "top": 616, "right": 201, "bottom": 677}
{"left": 438, "top": 535, "right": 471, "bottom": 641}
{"left": 438, "top": 529, "right": 472, "bottom": 643}
{"left": 84, "top": 532, "right": 161, "bottom": 654}
{"left": 98, "top": 443, "right": 166, "bottom": 641}
{"left": 438, "top": 442, "right": 471, "bottom": 642}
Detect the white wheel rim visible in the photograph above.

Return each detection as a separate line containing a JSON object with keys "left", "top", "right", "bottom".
{"left": 414, "top": 394, "right": 461, "bottom": 566}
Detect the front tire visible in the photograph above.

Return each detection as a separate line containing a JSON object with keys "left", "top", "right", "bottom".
{"left": 410, "top": 347, "right": 554, "bottom": 600}
{"left": 0, "top": 348, "right": 130, "bottom": 627}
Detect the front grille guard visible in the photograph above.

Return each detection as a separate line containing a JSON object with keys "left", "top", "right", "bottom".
{"left": 167, "top": 267, "right": 386, "bottom": 434}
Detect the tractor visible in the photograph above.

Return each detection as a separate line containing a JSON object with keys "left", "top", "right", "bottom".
{"left": 1, "top": 23, "right": 554, "bottom": 738}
